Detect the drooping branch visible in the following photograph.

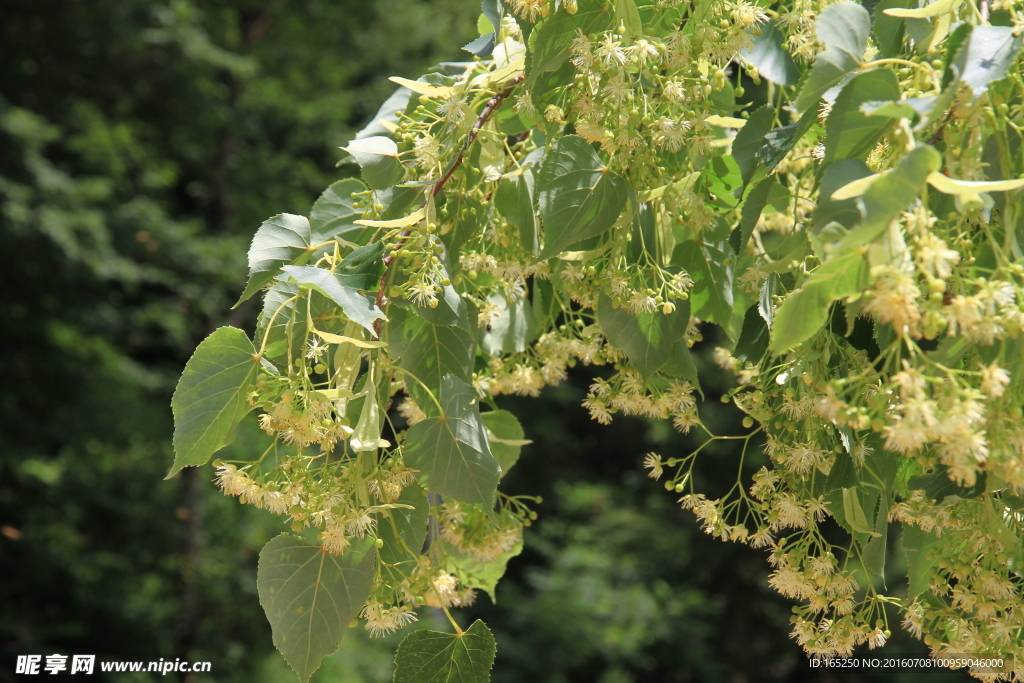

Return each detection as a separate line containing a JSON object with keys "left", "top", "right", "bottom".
{"left": 371, "top": 75, "right": 525, "bottom": 339}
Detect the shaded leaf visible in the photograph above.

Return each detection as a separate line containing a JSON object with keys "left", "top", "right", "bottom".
{"left": 731, "top": 177, "right": 775, "bottom": 254}
{"left": 379, "top": 484, "right": 429, "bottom": 566}
{"left": 536, "top": 135, "right": 628, "bottom": 259}
{"left": 813, "top": 159, "right": 873, "bottom": 230}
{"left": 393, "top": 619, "right": 497, "bottom": 683}
{"left": 733, "top": 304, "right": 769, "bottom": 362}
{"left": 874, "top": 0, "right": 915, "bottom": 59}
{"left": 672, "top": 240, "right": 734, "bottom": 328}
{"left": 759, "top": 107, "right": 817, "bottom": 174}
{"left": 597, "top": 294, "right": 689, "bottom": 378}
{"left": 257, "top": 534, "right": 375, "bottom": 683}
{"left": 170, "top": 327, "right": 260, "bottom": 476}
{"left": 902, "top": 526, "right": 944, "bottom": 599}
{"left": 823, "top": 69, "right": 900, "bottom": 165}
{"left": 494, "top": 171, "right": 539, "bottom": 255}
{"left": 388, "top": 307, "right": 475, "bottom": 411}
{"left": 741, "top": 21, "right": 800, "bottom": 86}
{"left": 236, "top": 214, "right": 312, "bottom": 306}
{"left": 335, "top": 241, "right": 387, "bottom": 290}
{"left": 356, "top": 87, "right": 412, "bottom": 140}
{"left": 481, "top": 409, "right": 529, "bottom": 477}
{"left": 732, "top": 105, "right": 775, "bottom": 187}
{"left": 310, "top": 179, "right": 366, "bottom": 243}
{"left": 403, "top": 375, "right": 501, "bottom": 508}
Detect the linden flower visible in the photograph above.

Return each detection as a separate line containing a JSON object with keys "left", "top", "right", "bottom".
{"left": 214, "top": 463, "right": 251, "bottom": 497}
{"left": 980, "top": 363, "right": 1011, "bottom": 398}
{"left": 643, "top": 452, "right": 664, "bottom": 480}
{"left": 305, "top": 338, "right": 328, "bottom": 361}
{"left": 362, "top": 602, "right": 418, "bottom": 638}
{"left": 915, "top": 232, "right": 960, "bottom": 279}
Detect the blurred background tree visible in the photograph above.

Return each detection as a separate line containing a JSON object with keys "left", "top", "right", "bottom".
{"left": 0, "top": 1, "right": 966, "bottom": 681}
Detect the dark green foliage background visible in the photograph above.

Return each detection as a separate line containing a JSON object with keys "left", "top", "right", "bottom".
{"left": 0, "top": 1, "right": 962, "bottom": 681}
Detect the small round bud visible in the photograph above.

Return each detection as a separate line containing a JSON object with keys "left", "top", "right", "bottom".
{"left": 742, "top": 416, "right": 754, "bottom": 428}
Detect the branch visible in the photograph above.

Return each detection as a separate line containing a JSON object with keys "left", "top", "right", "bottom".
{"left": 371, "top": 76, "right": 525, "bottom": 339}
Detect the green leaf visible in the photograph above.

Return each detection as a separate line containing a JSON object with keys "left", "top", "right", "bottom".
{"left": 842, "top": 487, "right": 878, "bottom": 537}
{"left": 733, "top": 304, "right": 769, "bottom": 362}
{"left": 335, "top": 241, "right": 386, "bottom": 291}
{"left": 481, "top": 409, "right": 529, "bottom": 477}
{"left": 413, "top": 247, "right": 471, "bottom": 331}
{"left": 825, "top": 449, "right": 859, "bottom": 492}
{"left": 759, "top": 107, "right": 817, "bottom": 174}
{"left": 813, "top": 159, "right": 873, "bottom": 230}
{"left": 310, "top": 179, "right": 367, "bottom": 243}
{"left": 771, "top": 248, "right": 870, "bottom": 352}
{"left": 535, "top": 135, "right": 628, "bottom": 259}
{"left": 794, "top": 2, "right": 872, "bottom": 112}
{"left": 236, "top": 214, "right": 312, "bottom": 306}
{"left": 255, "top": 283, "right": 350, "bottom": 368}
{"left": 859, "top": 96, "right": 937, "bottom": 120}
{"left": 376, "top": 185, "right": 423, "bottom": 222}
{"left": 393, "top": 619, "right": 497, "bottom": 683}
{"left": 902, "top": 526, "right": 944, "bottom": 599}
{"left": 662, "top": 340, "right": 700, "bottom": 388}
{"left": 741, "top": 21, "right": 800, "bottom": 86}
{"left": 862, "top": 496, "right": 890, "bottom": 579}
{"left": 823, "top": 69, "right": 900, "bottom": 165}
{"left": 169, "top": 327, "right": 260, "bottom": 477}
{"left": 403, "top": 375, "right": 501, "bottom": 508}
{"left": 597, "top": 294, "right": 689, "bottom": 378}
{"left": 614, "top": 0, "right": 642, "bottom": 37}
{"left": 279, "top": 265, "right": 385, "bottom": 335}
{"left": 342, "top": 136, "right": 405, "bottom": 190}
{"left": 356, "top": 87, "right": 413, "bottom": 140}
{"left": 480, "top": 293, "right": 533, "bottom": 356}
{"left": 494, "top": 171, "right": 539, "bottom": 255}
{"left": 526, "top": 0, "right": 612, "bottom": 76}
{"left": 388, "top": 307, "right": 475, "bottom": 411}
{"left": 732, "top": 105, "right": 775, "bottom": 188}
{"left": 379, "top": 484, "right": 429, "bottom": 566}
{"left": 257, "top": 534, "right": 376, "bottom": 683}
{"left": 731, "top": 177, "right": 775, "bottom": 254}
{"left": 837, "top": 145, "right": 941, "bottom": 251}
{"left": 443, "top": 534, "right": 523, "bottom": 601}
{"left": 908, "top": 464, "right": 986, "bottom": 503}
{"left": 873, "top": 0, "right": 915, "bottom": 59}
{"left": 672, "top": 240, "right": 734, "bottom": 328}
{"left": 951, "top": 26, "right": 1024, "bottom": 99}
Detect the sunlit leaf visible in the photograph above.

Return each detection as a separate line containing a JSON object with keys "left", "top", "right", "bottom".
{"left": 279, "top": 265, "right": 385, "bottom": 334}
{"left": 169, "top": 327, "right": 260, "bottom": 476}
{"left": 342, "top": 136, "right": 405, "bottom": 190}
{"left": 236, "top": 214, "right": 312, "bottom": 306}
{"left": 794, "top": 2, "right": 872, "bottom": 112}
